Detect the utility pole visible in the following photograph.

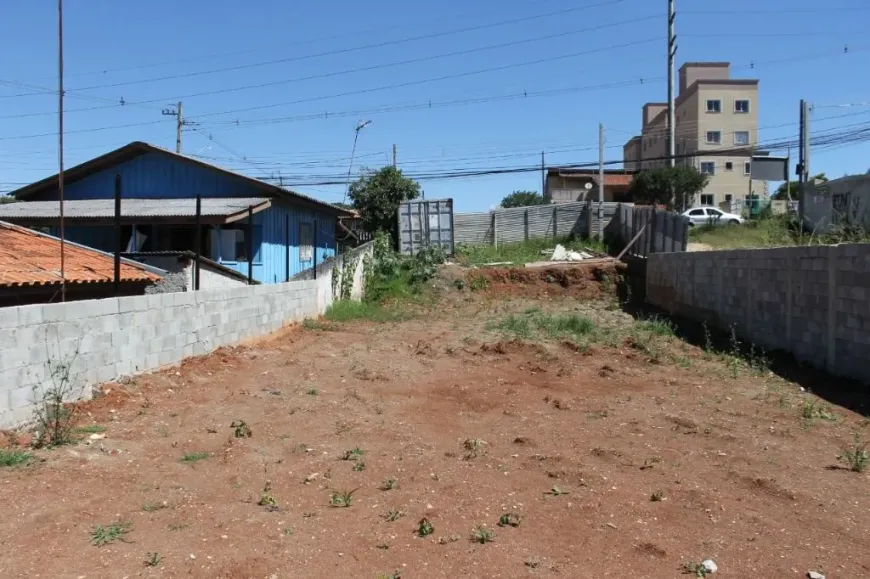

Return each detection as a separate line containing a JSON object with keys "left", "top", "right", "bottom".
{"left": 392, "top": 144, "right": 397, "bottom": 168}
{"left": 540, "top": 151, "right": 545, "bottom": 198}
{"left": 162, "top": 101, "right": 186, "bottom": 153}
{"left": 797, "top": 100, "right": 810, "bottom": 230}
{"left": 58, "top": 0, "right": 66, "bottom": 302}
{"left": 666, "top": 0, "right": 676, "bottom": 168}
{"left": 598, "top": 123, "right": 605, "bottom": 238}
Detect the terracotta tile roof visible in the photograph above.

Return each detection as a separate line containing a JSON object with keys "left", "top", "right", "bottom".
{"left": 604, "top": 174, "right": 634, "bottom": 187}
{"left": 0, "top": 221, "right": 162, "bottom": 288}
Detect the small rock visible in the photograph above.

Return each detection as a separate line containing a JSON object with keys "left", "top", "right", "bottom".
{"left": 89, "top": 433, "right": 106, "bottom": 441}
{"left": 701, "top": 559, "right": 718, "bottom": 574}
{"left": 807, "top": 572, "right": 825, "bottom": 579}
{"left": 189, "top": 554, "right": 196, "bottom": 560}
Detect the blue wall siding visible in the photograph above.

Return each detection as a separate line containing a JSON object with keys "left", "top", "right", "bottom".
{"left": 217, "top": 202, "right": 336, "bottom": 283}
{"left": 31, "top": 152, "right": 262, "bottom": 200}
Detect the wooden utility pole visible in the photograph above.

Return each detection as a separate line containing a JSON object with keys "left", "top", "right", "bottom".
{"left": 392, "top": 144, "right": 397, "bottom": 168}
{"left": 598, "top": 123, "right": 605, "bottom": 238}
{"left": 162, "top": 101, "right": 184, "bottom": 153}
{"left": 540, "top": 151, "right": 545, "bottom": 197}
{"left": 58, "top": 0, "right": 66, "bottom": 302}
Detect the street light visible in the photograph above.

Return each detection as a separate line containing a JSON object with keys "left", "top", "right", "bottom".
{"left": 342, "top": 120, "right": 372, "bottom": 204}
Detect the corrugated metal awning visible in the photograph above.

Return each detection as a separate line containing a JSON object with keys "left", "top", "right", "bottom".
{"left": 0, "top": 197, "right": 271, "bottom": 224}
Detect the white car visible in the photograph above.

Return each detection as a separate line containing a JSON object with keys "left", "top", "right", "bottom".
{"left": 682, "top": 206, "right": 744, "bottom": 227}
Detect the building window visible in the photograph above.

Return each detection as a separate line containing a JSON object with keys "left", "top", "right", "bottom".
{"left": 744, "top": 161, "right": 752, "bottom": 175}
{"left": 725, "top": 193, "right": 733, "bottom": 203}
{"left": 700, "top": 162, "right": 716, "bottom": 175}
{"left": 706, "top": 131, "right": 722, "bottom": 144}
{"left": 734, "top": 131, "right": 750, "bottom": 146}
{"left": 706, "top": 99, "right": 722, "bottom": 113}
{"left": 735, "top": 99, "right": 750, "bottom": 113}
{"left": 299, "top": 222, "right": 313, "bottom": 262}
{"left": 725, "top": 161, "right": 734, "bottom": 171}
{"left": 218, "top": 228, "right": 247, "bottom": 262}
{"left": 700, "top": 194, "right": 715, "bottom": 206}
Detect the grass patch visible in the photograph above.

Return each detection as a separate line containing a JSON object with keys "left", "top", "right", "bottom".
{"left": 0, "top": 449, "right": 31, "bottom": 468}
{"left": 495, "top": 311, "right": 596, "bottom": 342}
{"left": 90, "top": 521, "right": 132, "bottom": 546}
{"left": 180, "top": 451, "right": 209, "bottom": 464}
{"left": 302, "top": 318, "right": 337, "bottom": 331}
{"left": 73, "top": 424, "right": 106, "bottom": 434}
{"left": 838, "top": 434, "right": 869, "bottom": 472}
{"left": 329, "top": 488, "right": 358, "bottom": 508}
{"left": 456, "top": 236, "right": 609, "bottom": 267}
{"left": 471, "top": 525, "right": 495, "bottom": 544}
{"left": 690, "top": 214, "right": 870, "bottom": 250}
{"left": 324, "top": 300, "right": 409, "bottom": 324}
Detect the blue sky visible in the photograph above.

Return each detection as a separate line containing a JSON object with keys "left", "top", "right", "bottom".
{"left": 1, "top": 0, "right": 869, "bottom": 211}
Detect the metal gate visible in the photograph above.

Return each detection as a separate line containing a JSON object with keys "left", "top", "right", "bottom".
{"left": 397, "top": 199, "right": 454, "bottom": 255}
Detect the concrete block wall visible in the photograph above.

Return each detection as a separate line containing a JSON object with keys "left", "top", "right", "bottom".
{"left": 0, "top": 242, "right": 372, "bottom": 428}
{"left": 646, "top": 244, "right": 870, "bottom": 384}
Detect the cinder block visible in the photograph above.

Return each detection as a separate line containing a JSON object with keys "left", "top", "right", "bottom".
{"left": 8, "top": 386, "right": 34, "bottom": 410}
{"left": 17, "top": 305, "right": 44, "bottom": 326}
{"left": 0, "top": 307, "right": 18, "bottom": 329}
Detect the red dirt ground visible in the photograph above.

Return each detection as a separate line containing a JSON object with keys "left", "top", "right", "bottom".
{"left": 1, "top": 275, "right": 868, "bottom": 578}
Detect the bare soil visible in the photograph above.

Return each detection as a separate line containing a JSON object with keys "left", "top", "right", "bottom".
{"left": 1, "top": 270, "right": 868, "bottom": 578}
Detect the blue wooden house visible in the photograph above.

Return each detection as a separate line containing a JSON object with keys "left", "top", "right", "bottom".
{"left": 1, "top": 142, "right": 349, "bottom": 284}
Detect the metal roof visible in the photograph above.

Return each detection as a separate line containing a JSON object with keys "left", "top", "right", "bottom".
{"left": 0, "top": 220, "right": 162, "bottom": 288}
{"left": 0, "top": 197, "right": 271, "bottom": 222}
{"left": 9, "top": 141, "right": 351, "bottom": 217}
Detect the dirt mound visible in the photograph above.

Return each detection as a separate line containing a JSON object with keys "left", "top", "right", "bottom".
{"left": 467, "top": 261, "right": 623, "bottom": 299}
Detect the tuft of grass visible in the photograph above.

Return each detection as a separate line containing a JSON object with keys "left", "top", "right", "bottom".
{"left": 73, "top": 424, "right": 106, "bottom": 434}
{"left": 680, "top": 561, "right": 709, "bottom": 577}
{"left": 417, "top": 517, "right": 434, "bottom": 537}
{"left": 302, "top": 318, "right": 337, "bottom": 331}
{"left": 306, "top": 387, "right": 319, "bottom": 396}
{"left": 498, "top": 512, "right": 521, "bottom": 527}
{"left": 495, "top": 310, "right": 597, "bottom": 343}
{"left": 142, "top": 502, "right": 166, "bottom": 512}
{"left": 352, "top": 461, "right": 366, "bottom": 472}
{"left": 468, "top": 275, "right": 490, "bottom": 292}
{"left": 383, "top": 509, "right": 405, "bottom": 522}
{"left": 463, "top": 438, "right": 486, "bottom": 459}
{"left": 544, "top": 485, "right": 569, "bottom": 497}
{"left": 144, "top": 552, "right": 162, "bottom": 567}
{"left": 838, "top": 433, "right": 869, "bottom": 472}
{"left": 258, "top": 480, "right": 278, "bottom": 507}
{"left": 230, "top": 420, "right": 252, "bottom": 438}
{"left": 329, "top": 488, "right": 358, "bottom": 508}
{"left": 341, "top": 447, "right": 365, "bottom": 461}
{"left": 180, "top": 451, "right": 209, "bottom": 463}
{"left": 380, "top": 478, "right": 398, "bottom": 491}
{"left": 283, "top": 527, "right": 294, "bottom": 536}
{"left": 90, "top": 521, "right": 132, "bottom": 546}
{"left": 800, "top": 399, "right": 837, "bottom": 426}
{"left": 650, "top": 490, "right": 665, "bottom": 502}
{"left": 471, "top": 525, "right": 495, "bottom": 544}
{"left": 0, "top": 448, "right": 31, "bottom": 468}
{"left": 168, "top": 523, "right": 188, "bottom": 531}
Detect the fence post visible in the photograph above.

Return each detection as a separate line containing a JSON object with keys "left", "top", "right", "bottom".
{"left": 649, "top": 208, "right": 658, "bottom": 255}
{"left": 586, "top": 200, "right": 593, "bottom": 238}
{"left": 553, "top": 205, "right": 558, "bottom": 239}
{"left": 524, "top": 208, "right": 529, "bottom": 241}
{"left": 491, "top": 211, "right": 498, "bottom": 248}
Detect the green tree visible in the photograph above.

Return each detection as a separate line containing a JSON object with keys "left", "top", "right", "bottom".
{"left": 0, "top": 195, "right": 17, "bottom": 204}
{"left": 500, "top": 190, "right": 545, "bottom": 208}
{"left": 348, "top": 166, "right": 421, "bottom": 234}
{"left": 627, "top": 166, "right": 710, "bottom": 210}
{"left": 772, "top": 173, "right": 827, "bottom": 199}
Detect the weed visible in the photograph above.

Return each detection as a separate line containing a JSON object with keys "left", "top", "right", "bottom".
{"left": 468, "top": 275, "right": 490, "bottom": 292}
{"left": 231, "top": 420, "right": 252, "bottom": 438}
{"left": 681, "top": 561, "right": 709, "bottom": 577}
{"left": 417, "top": 517, "right": 434, "bottom": 537}
{"left": 0, "top": 449, "right": 31, "bottom": 468}
{"left": 438, "top": 534, "right": 462, "bottom": 544}
{"left": 838, "top": 433, "right": 869, "bottom": 472}
{"left": 168, "top": 523, "right": 188, "bottom": 531}
{"left": 283, "top": 527, "right": 294, "bottom": 536}
{"left": 727, "top": 326, "right": 742, "bottom": 378}
{"left": 463, "top": 438, "right": 486, "bottom": 459}
{"left": 157, "top": 425, "right": 170, "bottom": 437}
{"left": 640, "top": 456, "right": 662, "bottom": 470}
{"left": 306, "top": 387, "right": 319, "bottom": 396}
{"left": 453, "top": 278, "right": 466, "bottom": 291}
{"left": 180, "top": 451, "right": 209, "bottom": 463}
{"left": 380, "top": 478, "right": 398, "bottom": 491}
{"left": 142, "top": 502, "right": 166, "bottom": 512}
{"left": 496, "top": 315, "right": 531, "bottom": 339}
{"left": 32, "top": 333, "right": 85, "bottom": 448}
{"left": 302, "top": 511, "right": 317, "bottom": 518}
{"left": 73, "top": 424, "right": 106, "bottom": 434}
{"left": 302, "top": 318, "right": 336, "bottom": 331}
{"left": 258, "top": 480, "right": 278, "bottom": 508}
{"left": 144, "top": 552, "right": 162, "bottom": 567}
{"left": 384, "top": 509, "right": 405, "bottom": 522}
{"left": 650, "top": 490, "right": 665, "bottom": 502}
{"left": 544, "top": 485, "right": 569, "bottom": 497}
{"left": 90, "top": 521, "right": 132, "bottom": 546}
{"left": 352, "top": 461, "right": 366, "bottom": 472}
{"left": 702, "top": 322, "right": 714, "bottom": 359}
{"left": 498, "top": 512, "right": 521, "bottom": 527}
{"left": 329, "top": 488, "right": 358, "bottom": 508}
{"left": 471, "top": 525, "right": 495, "bottom": 544}
{"left": 800, "top": 399, "right": 837, "bottom": 424}
{"left": 524, "top": 558, "right": 541, "bottom": 569}
{"left": 341, "top": 447, "right": 365, "bottom": 461}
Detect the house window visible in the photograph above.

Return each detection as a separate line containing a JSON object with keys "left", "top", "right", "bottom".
{"left": 725, "top": 161, "right": 734, "bottom": 171}
{"left": 706, "top": 131, "right": 722, "bottom": 144}
{"left": 299, "top": 222, "right": 313, "bottom": 262}
{"left": 744, "top": 161, "right": 752, "bottom": 175}
{"left": 700, "top": 161, "right": 716, "bottom": 175}
{"left": 706, "top": 99, "right": 722, "bottom": 113}
{"left": 735, "top": 99, "right": 750, "bottom": 113}
{"left": 212, "top": 225, "right": 262, "bottom": 263}
{"left": 725, "top": 194, "right": 733, "bottom": 203}
{"left": 734, "top": 131, "right": 750, "bottom": 146}
{"left": 700, "top": 194, "right": 715, "bottom": 206}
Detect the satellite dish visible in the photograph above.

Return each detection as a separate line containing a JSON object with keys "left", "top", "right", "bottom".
{"left": 584, "top": 182, "right": 593, "bottom": 190}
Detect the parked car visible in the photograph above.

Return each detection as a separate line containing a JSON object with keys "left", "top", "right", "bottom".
{"left": 682, "top": 206, "right": 744, "bottom": 227}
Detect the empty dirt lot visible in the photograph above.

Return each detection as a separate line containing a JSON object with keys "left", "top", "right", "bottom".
{"left": 1, "top": 271, "right": 868, "bottom": 578}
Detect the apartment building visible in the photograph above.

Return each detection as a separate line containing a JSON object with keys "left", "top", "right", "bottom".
{"left": 623, "top": 62, "right": 767, "bottom": 207}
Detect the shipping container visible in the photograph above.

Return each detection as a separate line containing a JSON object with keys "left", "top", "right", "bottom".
{"left": 397, "top": 198, "right": 454, "bottom": 255}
